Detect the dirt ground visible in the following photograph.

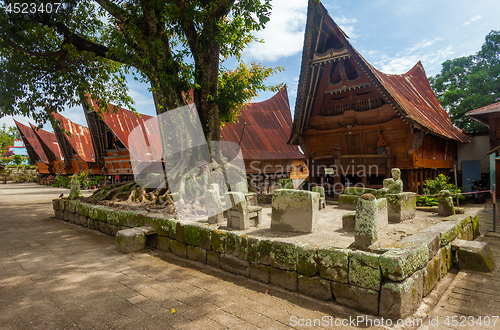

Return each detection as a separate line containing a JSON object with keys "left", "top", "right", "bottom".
{"left": 210, "top": 202, "right": 486, "bottom": 249}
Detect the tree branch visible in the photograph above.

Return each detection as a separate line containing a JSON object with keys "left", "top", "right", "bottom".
{"left": 0, "top": 37, "right": 67, "bottom": 57}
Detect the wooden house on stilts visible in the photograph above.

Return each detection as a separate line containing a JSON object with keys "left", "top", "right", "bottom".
{"left": 288, "top": 0, "right": 470, "bottom": 197}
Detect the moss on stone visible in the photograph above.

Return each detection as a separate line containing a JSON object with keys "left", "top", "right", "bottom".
{"left": 379, "top": 245, "right": 429, "bottom": 282}
{"left": 247, "top": 237, "right": 261, "bottom": 263}
{"left": 318, "top": 248, "right": 349, "bottom": 283}
{"left": 270, "top": 241, "right": 298, "bottom": 271}
{"left": 297, "top": 244, "right": 318, "bottom": 277}
{"left": 210, "top": 229, "right": 226, "bottom": 253}
{"left": 76, "top": 202, "right": 90, "bottom": 217}
{"left": 349, "top": 250, "right": 381, "bottom": 290}
{"left": 183, "top": 224, "right": 200, "bottom": 247}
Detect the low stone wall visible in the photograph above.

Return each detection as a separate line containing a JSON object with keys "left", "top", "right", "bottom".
{"left": 1, "top": 165, "right": 38, "bottom": 182}
{"left": 52, "top": 198, "right": 480, "bottom": 319}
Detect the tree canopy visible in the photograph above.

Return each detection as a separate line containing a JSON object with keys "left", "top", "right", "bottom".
{"left": 0, "top": 0, "right": 282, "bottom": 141}
{"left": 430, "top": 30, "right": 500, "bottom": 133}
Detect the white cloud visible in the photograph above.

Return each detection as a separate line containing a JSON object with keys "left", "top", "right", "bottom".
{"left": 373, "top": 38, "right": 454, "bottom": 75}
{"left": 243, "top": 0, "right": 307, "bottom": 62}
{"left": 333, "top": 16, "right": 358, "bottom": 38}
{"left": 464, "top": 15, "right": 482, "bottom": 26}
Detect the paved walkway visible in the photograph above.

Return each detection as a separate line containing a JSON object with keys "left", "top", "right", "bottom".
{"left": 1, "top": 184, "right": 500, "bottom": 330}
{"left": 0, "top": 184, "right": 382, "bottom": 330}
{"left": 418, "top": 203, "right": 500, "bottom": 330}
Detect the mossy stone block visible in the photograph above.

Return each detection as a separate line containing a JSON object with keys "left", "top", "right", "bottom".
{"left": 379, "top": 270, "right": 423, "bottom": 319}
{"left": 170, "top": 240, "right": 188, "bottom": 258}
{"left": 269, "top": 268, "right": 297, "bottom": 291}
{"left": 247, "top": 237, "right": 261, "bottom": 263}
{"left": 270, "top": 241, "right": 298, "bottom": 271}
{"left": 210, "top": 229, "right": 226, "bottom": 253}
{"left": 298, "top": 275, "right": 332, "bottom": 301}
{"left": 297, "top": 244, "right": 318, "bottom": 277}
{"left": 423, "top": 250, "right": 441, "bottom": 297}
{"left": 318, "top": 248, "right": 349, "bottom": 283}
{"left": 259, "top": 239, "right": 273, "bottom": 265}
{"left": 220, "top": 254, "right": 249, "bottom": 277}
{"left": 89, "top": 206, "right": 111, "bottom": 223}
{"left": 68, "top": 200, "right": 80, "bottom": 214}
{"left": 187, "top": 245, "right": 207, "bottom": 263}
{"left": 349, "top": 250, "right": 381, "bottom": 290}
{"left": 76, "top": 202, "right": 90, "bottom": 217}
{"left": 156, "top": 236, "right": 170, "bottom": 252}
{"left": 144, "top": 213, "right": 176, "bottom": 237}
{"left": 225, "top": 232, "right": 248, "bottom": 260}
{"left": 380, "top": 245, "right": 429, "bottom": 282}
{"left": 249, "top": 263, "right": 270, "bottom": 283}
{"left": 52, "top": 199, "right": 63, "bottom": 211}
{"left": 338, "top": 194, "right": 359, "bottom": 210}
{"left": 184, "top": 224, "right": 201, "bottom": 247}
{"left": 331, "top": 282, "right": 379, "bottom": 315}
{"left": 176, "top": 222, "right": 186, "bottom": 243}
{"left": 198, "top": 226, "right": 212, "bottom": 250}
{"left": 207, "top": 251, "right": 221, "bottom": 268}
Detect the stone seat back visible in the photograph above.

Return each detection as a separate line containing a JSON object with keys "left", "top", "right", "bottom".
{"left": 271, "top": 189, "right": 319, "bottom": 233}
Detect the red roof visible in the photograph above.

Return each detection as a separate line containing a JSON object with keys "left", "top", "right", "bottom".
{"left": 86, "top": 98, "right": 163, "bottom": 162}
{"left": 369, "top": 62, "right": 470, "bottom": 143}
{"left": 220, "top": 87, "right": 304, "bottom": 160}
{"left": 13, "top": 120, "right": 48, "bottom": 164}
{"left": 29, "top": 123, "right": 64, "bottom": 162}
{"left": 52, "top": 113, "right": 95, "bottom": 163}
{"left": 465, "top": 101, "right": 500, "bottom": 127}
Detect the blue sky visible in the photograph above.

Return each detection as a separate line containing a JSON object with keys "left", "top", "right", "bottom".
{"left": 4, "top": 0, "right": 500, "bottom": 131}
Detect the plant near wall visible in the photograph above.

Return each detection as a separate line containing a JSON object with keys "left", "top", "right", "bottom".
{"left": 12, "top": 154, "right": 23, "bottom": 165}
{"left": 417, "top": 174, "right": 464, "bottom": 206}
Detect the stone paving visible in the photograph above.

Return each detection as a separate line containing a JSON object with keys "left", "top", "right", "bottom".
{"left": 418, "top": 203, "right": 500, "bottom": 330}
{"left": 0, "top": 184, "right": 387, "bottom": 330}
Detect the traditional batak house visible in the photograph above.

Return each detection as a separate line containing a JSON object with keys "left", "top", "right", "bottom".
{"left": 221, "top": 87, "right": 308, "bottom": 192}
{"left": 51, "top": 113, "right": 101, "bottom": 175}
{"left": 29, "top": 123, "right": 68, "bottom": 174}
{"left": 288, "top": 0, "right": 470, "bottom": 196}
{"left": 13, "top": 120, "right": 51, "bottom": 174}
{"left": 82, "top": 98, "right": 162, "bottom": 183}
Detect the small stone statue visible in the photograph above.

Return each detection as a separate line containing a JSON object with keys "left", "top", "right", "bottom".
{"left": 68, "top": 175, "right": 83, "bottom": 200}
{"left": 380, "top": 168, "right": 403, "bottom": 195}
{"left": 438, "top": 190, "right": 455, "bottom": 216}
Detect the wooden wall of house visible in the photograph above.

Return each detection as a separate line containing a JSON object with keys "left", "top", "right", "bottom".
{"left": 488, "top": 112, "right": 500, "bottom": 149}
{"left": 303, "top": 116, "right": 415, "bottom": 169}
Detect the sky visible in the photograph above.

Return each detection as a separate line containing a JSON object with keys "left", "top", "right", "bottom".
{"left": 3, "top": 0, "right": 500, "bottom": 133}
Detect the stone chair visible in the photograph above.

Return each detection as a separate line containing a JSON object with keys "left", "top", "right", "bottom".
{"left": 224, "top": 192, "right": 262, "bottom": 230}
{"left": 271, "top": 189, "right": 319, "bottom": 233}
{"left": 312, "top": 186, "right": 326, "bottom": 210}
{"left": 207, "top": 189, "right": 224, "bottom": 224}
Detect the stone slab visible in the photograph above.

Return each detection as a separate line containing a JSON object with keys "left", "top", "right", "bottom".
{"left": 331, "top": 282, "right": 379, "bottom": 315}
{"left": 271, "top": 189, "right": 319, "bottom": 233}
{"left": 379, "top": 270, "right": 423, "bottom": 319}
{"left": 298, "top": 275, "right": 332, "bottom": 301}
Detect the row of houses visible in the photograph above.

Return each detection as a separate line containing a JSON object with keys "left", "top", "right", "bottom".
{"left": 15, "top": 88, "right": 308, "bottom": 191}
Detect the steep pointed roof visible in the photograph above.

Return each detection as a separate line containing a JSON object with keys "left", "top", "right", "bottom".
{"left": 84, "top": 97, "right": 163, "bottom": 162}
{"left": 13, "top": 120, "right": 48, "bottom": 164}
{"left": 221, "top": 87, "right": 304, "bottom": 160}
{"left": 289, "top": 0, "right": 470, "bottom": 144}
{"left": 52, "top": 113, "right": 95, "bottom": 163}
{"left": 29, "top": 123, "right": 64, "bottom": 162}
